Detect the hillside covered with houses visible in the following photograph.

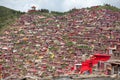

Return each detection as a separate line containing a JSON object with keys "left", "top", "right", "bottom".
{"left": 0, "top": 4, "right": 120, "bottom": 79}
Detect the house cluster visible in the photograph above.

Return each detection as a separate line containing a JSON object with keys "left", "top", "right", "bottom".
{"left": 0, "top": 7, "right": 120, "bottom": 79}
